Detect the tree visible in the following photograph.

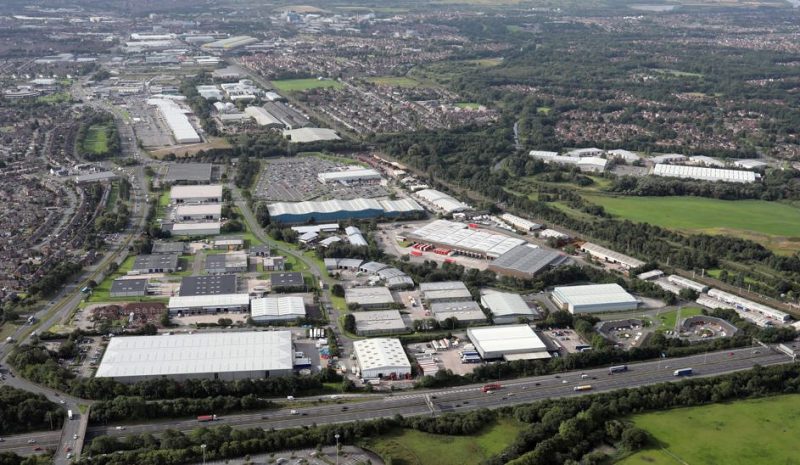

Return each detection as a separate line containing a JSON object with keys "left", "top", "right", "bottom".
{"left": 620, "top": 427, "right": 649, "bottom": 450}
{"left": 344, "top": 314, "right": 356, "bottom": 334}
{"left": 331, "top": 284, "right": 345, "bottom": 298}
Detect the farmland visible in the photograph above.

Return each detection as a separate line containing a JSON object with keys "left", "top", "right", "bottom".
{"left": 585, "top": 195, "right": 800, "bottom": 252}
{"left": 271, "top": 78, "right": 343, "bottom": 92}
{"left": 362, "top": 418, "right": 523, "bottom": 465}
{"left": 618, "top": 394, "right": 800, "bottom": 465}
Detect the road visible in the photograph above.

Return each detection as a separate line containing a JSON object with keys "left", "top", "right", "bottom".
{"left": 65, "top": 346, "right": 790, "bottom": 443}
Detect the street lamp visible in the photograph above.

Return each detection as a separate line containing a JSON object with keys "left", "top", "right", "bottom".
{"left": 201, "top": 444, "right": 207, "bottom": 465}
{"left": 334, "top": 433, "right": 340, "bottom": 465}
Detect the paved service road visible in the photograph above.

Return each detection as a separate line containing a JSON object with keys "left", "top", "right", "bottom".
{"left": 81, "top": 346, "right": 790, "bottom": 441}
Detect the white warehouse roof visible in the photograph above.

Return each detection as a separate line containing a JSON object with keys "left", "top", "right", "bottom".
{"left": 283, "top": 127, "right": 341, "bottom": 143}
{"left": 171, "top": 185, "right": 223, "bottom": 201}
{"left": 415, "top": 189, "right": 470, "bottom": 213}
{"left": 552, "top": 284, "right": 638, "bottom": 313}
{"left": 653, "top": 164, "right": 757, "bottom": 183}
{"left": 318, "top": 168, "right": 382, "bottom": 184}
{"left": 480, "top": 290, "right": 535, "bottom": 320}
{"left": 175, "top": 204, "right": 222, "bottom": 217}
{"left": 168, "top": 293, "right": 250, "bottom": 310}
{"left": 268, "top": 198, "right": 421, "bottom": 218}
{"left": 467, "top": 325, "right": 548, "bottom": 360}
{"left": 95, "top": 331, "right": 293, "bottom": 379}
{"left": 407, "top": 220, "right": 526, "bottom": 258}
{"left": 353, "top": 338, "right": 411, "bottom": 374}
{"left": 250, "top": 296, "right": 306, "bottom": 320}
{"left": 245, "top": 106, "right": 283, "bottom": 127}
{"left": 147, "top": 98, "right": 201, "bottom": 144}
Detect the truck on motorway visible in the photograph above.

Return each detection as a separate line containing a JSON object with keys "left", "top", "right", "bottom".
{"left": 482, "top": 383, "right": 502, "bottom": 393}
{"left": 673, "top": 368, "right": 693, "bottom": 377}
{"left": 573, "top": 385, "right": 593, "bottom": 392}
{"left": 609, "top": 365, "right": 628, "bottom": 374}
{"left": 67, "top": 410, "right": 74, "bottom": 420}
{"left": 197, "top": 414, "right": 217, "bottom": 422}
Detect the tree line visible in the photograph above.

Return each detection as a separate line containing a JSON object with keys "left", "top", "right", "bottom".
{"left": 0, "top": 386, "right": 64, "bottom": 435}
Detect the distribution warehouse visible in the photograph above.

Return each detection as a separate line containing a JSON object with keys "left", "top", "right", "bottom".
{"left": 467, "top": 325, "right": 550, "bottom": 360}
{"left": 551, "top": 283, "right": 639, "bottom": 314}
{"left": 170, "top": 185, "right": 223, "bottom": 204}
{"left": 267, "top": 198, "right": 422, "bottom": 224}
{"left": 250, "top": 296, "right": 306, "bottom": 323}
{"left": 353, "top": 338, "right": 412, "bottom": 380}
{"left": 95, "top": 331, "right": 294, "bottom": 383}
{"left": 652, "top": 164, "right": 757, "bottom": 183}
{"left": 404, "top": 220, "right": 526, "bottom": 259}
{"left": 147, "top": 98, "right": 201, "bottom": 144}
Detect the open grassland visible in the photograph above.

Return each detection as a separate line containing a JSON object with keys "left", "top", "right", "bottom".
{"left": 363, "top": 418, "right": 523, "bottom": 465}
{"left": 83, "top": 125, "right": 110, "bottom": 154}
{"left": 618, "top": 394, "right": 800, "bottom": 465}
{"left": 271, "top": 78, "right": 343, "bottom": 92}
{"left": 586, "top": 195, "right": 800, "bottom": 253}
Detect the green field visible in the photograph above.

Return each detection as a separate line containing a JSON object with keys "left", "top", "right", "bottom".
{"left": 271, "top": 78, "right": 343, "bottom": 92}
{"left": 618, "top": 394, "right": 800, "bottom": 465}
{"left": 456, "top": 102, "right": 482, "bottom": 109}
{"left": 82, "top": 124, "right": 110, "bottom": 154}
{"left": 656, "top": 307, "right": 703, "bottom": 330}
{"left": 586, "top": 195, "right": 800, "bottom": 253}
{"left": 366, "top": 76, "right": 425, "bottom": 88}
{"left": 363, "top": 418, "right": 523, "bottom": 465}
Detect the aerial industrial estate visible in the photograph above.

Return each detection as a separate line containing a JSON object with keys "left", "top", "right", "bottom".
{"left": 1, "top": 1, "right": 800, "bottom": 465}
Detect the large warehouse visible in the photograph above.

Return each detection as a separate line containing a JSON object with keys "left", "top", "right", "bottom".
{"left": 419, "top": 281, "right": 472, "bottom": 303}
{"left": 414, "top": 189, "right": 470, "bottom": 213}
{"left": 132, "top": 254, "right": 179, "bottom": 274}
{"left": 430, "top": 301, "right": 486, "bottom": 326}
{"left": 345, "top": 286, "right": 395, "bottom": 309}
{"left": 167, "top": 293, "right": 250, "bottom": 315}
{"left": 352, "top": 310, "right": 407, "bottom": 336}
{"left": 179, "top": 275, "right": 237, "bottom": 296}
{"left": 147, "top": 98, "right": 202, "bottom": 144}
{"left": 551, "top": 284, "right": 639, "bottom": 314}
{"left": 245, "top": 106, "right": 284, "bottom": 128}
{"left": 652, "top": 164, "right": 757, "bottom": 184}
{"left": 353, "top": 338, "right": 412, "bottom": 380}
{"left": 175, "top": 204, "right": 222, "bottom": 221}
{"left": 580, "top": 242, "right": 645, "bottom": 270}
{"left": 480, "top": 290, "right": 538, "bottom": 325}
{"left": 268, "top": 198, "right": 423, "bottom": 224}
{"left": 164, "top": 163, "right": 213, "bottom": 183}
{"left": 250, "top": 296, "right": 306, "bottom": 323}
{"left": 488, "top": 244, "right": 567, "bottom": 279}
{"left": 95, "top": 331, "right": 293, "bottom": 383}
{"left": 170, "top": 185, "right": 223, "bottom": 204}
{"left": 318, "top": 169, "right": 382, "bottom": 185}
{"left": 405, "top": 220, "right": 526, "bottom": 259}
{"left": 170, "top": 222, "right": 221, "bottom": 236}
{"left": 467, "top": 325, "right": 550, "bottom": 361}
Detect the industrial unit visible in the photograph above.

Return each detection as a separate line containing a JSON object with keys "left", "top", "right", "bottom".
{"left": 164, "top": 163, "right": 213, "bottom": 184}
{"left": 467, "top": 325, "right": 550, "bottom": 361}
{"left": 318, "top": 169, "right": 382, "bottom": 185}
{"left": 528, "top": 151, "right": 607, "bottom": 173}
{"left": 652, "top": 164, "right": 757, "bottom": 183}
{"left": 345, "top": 226, "right": 368, "bottom": 247}
{"left": 205, "top": 252, "right": 248, "bottom": 274}
{"left": 580, "top": 242, "right": 645, "bottom": 270}
{"left": 167, "top": 293, "right": 250, "bottom": 315}
{"left": 179, "top": 275, "right": 238, "bottom": 296}
{"left": 95, "top": 331, "right": 293, "bottom": 383}
{"left": 352, "top": 310, "right": 408, "bottom": 336}
{"left": 170, "top": 222, "right": 221, "bottom": 236}
{"left": 551, "top": 284, "right": 639, "bottom": 314}
{"left": 352, "top": 338, "right": 412, "bottom": 380}
{"left": 404, "top": 220, "right": 526, "bottom": 259}
{"left": 500, "top": 213, "right": 542, "bottom": 232}
{"left": 430, "top": 301, "right": 487, "bottom": 326}
{"left": 147, "top": 98, "right": 201, "bottom": 144}
{"left": 110, "top": 278, "right": 148, "bottom": 298}
{"left": 487, "top": 244, "right": 567, "bottom": 279}
{"left": 170, "top": 185, "right": 223, "bottom": 204}
{"left": 245, "top": 106, "right": 284, "bottom": 128}
{"left": 175, "top": 203, "right": 222, "bottom": 221}
{"left": 480, "top": 290, "right": 538, "bottom": 325}
{"left": 414, "top": 189, "right": 470, "bottom": 213}
{"left": 345, "top": 286, "right": 396, "bottom": 309}
{"left": 419, "top": 281, "right": 472, "bottom": 303}
{"left": 131, "top": 254, "right": 179, "bottom": 274}
{"left": 283, "top": 127, "right": 341, "bottom": 143}
{"left": 704, "top": 289, "right": 790, "bottom": 324}
{"left": 667, "top": 275, "right": 709, "bottom": 293}
{"left": 269, "top": 272, "right": 306, "bottom": 292}
{"left": 250, "top": 296, "right": 306, "bottom": 323}
{"left": 267, "top": 198, "right": 423, "bottom": 224}
{"left": 202, "top": 35, "right": 259, "bottom": 50}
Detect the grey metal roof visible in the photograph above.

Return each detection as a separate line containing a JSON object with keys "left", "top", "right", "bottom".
{"left": 164, "top": 163, "right": 213, "bottom": 183}
{"left": 270, "top": 272, "right": 305, "bottom": 288}
{"left": 179, "top": 275, "right": 238, "bottom": 296}
{"left": 110, "top": 278, "right": 148, "bottom": 294}
{"left": 491, "top": 245, "right": 564, "bottom": 276}
{"left": 132, "top": 253, "right": 179, "bottom": 272}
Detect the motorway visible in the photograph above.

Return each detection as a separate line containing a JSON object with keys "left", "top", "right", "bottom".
{"left": 33, "top": 346, "right": 782, "bottom": 442}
